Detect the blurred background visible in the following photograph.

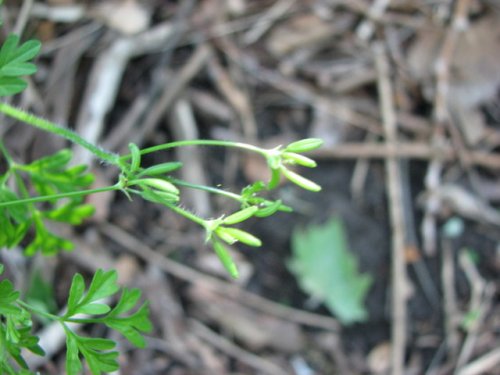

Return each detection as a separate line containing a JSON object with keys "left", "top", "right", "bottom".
{"left": 1, "top": 0, "right": 499, "bottom": 374}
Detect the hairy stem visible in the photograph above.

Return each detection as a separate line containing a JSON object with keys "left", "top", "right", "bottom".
{"left": 0, "top": 102, "right": 120, "bottom": 166}
{"left": 163, "top": 201, "right": 207, "bottom": 227}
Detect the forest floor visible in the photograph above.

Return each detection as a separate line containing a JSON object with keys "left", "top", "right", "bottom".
{"left": 1, "top": 0, "right": 500, "bottom": 374}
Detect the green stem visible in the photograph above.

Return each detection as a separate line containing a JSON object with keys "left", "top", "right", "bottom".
{"left": 120, "top": 139, "right": 269, "bottom": 161}
{"left": 169, "top": 178, "right": 243, "bottom": 203}
{"left": 0, "top": 140, "right": 13, "bottom": 166}
{"left": 64, "top": 318, "right": 109, "bottom": 324}
{"left": 17, "top": 300, "right": 61, "bottom": 322}
{"left": 0, "top": 102, "right": 120, "bottom": 166}
{"left": 0, "top": 184, "right": 121, "bottom": 208}
{"left": 164, "top": 202, "right": 207, "bottom": 227}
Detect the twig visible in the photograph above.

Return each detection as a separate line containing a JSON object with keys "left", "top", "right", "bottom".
{"left": 434, "top": 0, "right": 471, "bottom": 124}
{"left": 170, "top": 98, "right": 212, "bottom": 217}
{"left": 189, "top": 319, "right": 289, "bottom": 375}
{"left": 356, "top": 0, "right": 391, "bottom": 41}
{"left": 402, "top": 159, "right": 440, "bottom": 308}
{"left": 422, "top": 152, "right": 444, "bottom": 256}
{"left": 455, "top": 251, "right": 495, "bottom": 372}
{"left": 45, "top": 25, "right": 99, "bottom": 125}
{"left": 207, "top": 50, "right": 258, "bottom": 141}
{"left": 457, "top": 347, "right": 500, "bottom": 375}
{"left": 143, "top": 266, "right": 198, "bottom": 368}
{"left": 350, "top": 132, "right": 376, "bottom": 205}
{"left": 101, "top": 94, "right": 150, "bottom": 151}
{"left": 243, "top": 0, "right": 297, "bottom": 44}
{"left": 222, "top": 45, "right": 382, "bottom": 135}
{"left": 73, "top": 22, "right": 176, "bottom": 165}
{"left": 441, "top": 235, "right": 460, "bottom": 358}
{"left": 421, "top": 0, "right": 472, "bottom": 257}
{"left": 374, "top": 42, "right": 408, "bottom": 375}
{"left": 132, "top": 43, "right": 212, "bottom": 144}
{"left": 309, "top": 143, "right": 500, "bottom": 169}
{"left": 30, "top": 2, "right": 86, "bottom": 23}
{"left": 13, "top": 0, "right": 34, "bottom": 36}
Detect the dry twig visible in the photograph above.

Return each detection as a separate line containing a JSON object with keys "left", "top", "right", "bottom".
{"left": 455, "top": 251, "right": 496, "bottom": 372}
{"left": 374, "top": 42, "right": 408, "bottom": 375}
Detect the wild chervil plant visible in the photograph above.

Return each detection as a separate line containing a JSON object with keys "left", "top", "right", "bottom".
{"left": 0, "top": 28, "right": 322, "bottom": 375}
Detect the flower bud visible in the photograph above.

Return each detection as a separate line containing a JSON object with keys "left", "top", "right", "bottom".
{"left": 138, "top": 162, "right": 183, "bottom": 177}
{"left": 281, "top": 167, "right": 321, "bottom": 192}
{"left": 284, "top": 138, "right": 323, "bottom": 153}
{"left": 255, "top": 200, "right": 283, "bottom": 218}
{"left": 213, "top": 241, "right": 239, "bottom": 279}
{"left": 215, "top": 227, "right": 238, "bottom": 245}
{"left": 138, "top": 178, "right": 179, "bottom": 195}
{"left": 128, "top": 143, "right": 141, "bottom": 172}
{"left": 220, "top": 227, "right": 262, "bottom": 247}
{"left": 141, "top": 189, "right": 179, "bottom": 204}
{"left": 222, "top": 206, "right": 258, "bottom": 225}
{"left": 283, "top": 152, "right": 317, "bottom": 168}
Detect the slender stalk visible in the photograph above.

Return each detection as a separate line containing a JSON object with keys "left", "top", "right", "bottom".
{"left": 0, "top": 140, "right": 13, "bottom": 166}
{"left": 0, "top": 102, "right": 120, "bottom": 166}
{"left": 121, "top": 139, "right": 269, "bottom": 161}
{"left": 169, "top": 177, "right": 243, "bottom": 203}
{"left": 163, "top": 201, "right": 207, "bottom": 227}
{"left": 0, "top": 184, "right": 121, "bottom": 208}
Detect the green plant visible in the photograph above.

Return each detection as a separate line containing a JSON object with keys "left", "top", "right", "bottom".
{"left": 0, "top": 28, "right": 323, "bottom": 374}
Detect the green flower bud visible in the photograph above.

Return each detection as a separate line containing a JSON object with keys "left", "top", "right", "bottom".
{"left": 213, "top": 241, "right": 239, "bottom": 279}
{"left": 138, "top": 162, "right": 183, "bottom": 177}
{"left": 220, "top": 227, "right": 262, "bottom": 247}
{"left": 223, "top": 206, "right": 258, "bottom": 225}
{"left": 284, "top": 138, "right": 323, "bottom": 153}
{"left": 128, "top": 143, "right": 141, "bottom": 172}
{"left": 141, "top": 189, "right": 179, "bottom": 204}
{"left": 215, "top": 227, "right": 238, "bottom": 245}
{"left": 138, "top": 178, "right": 179, "bottom": 195}
{"left": 283, "top": 152, "right": 317, "bottom": 168}
{"left": 281, "top": 167, "right": 321, "bottom": 192}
